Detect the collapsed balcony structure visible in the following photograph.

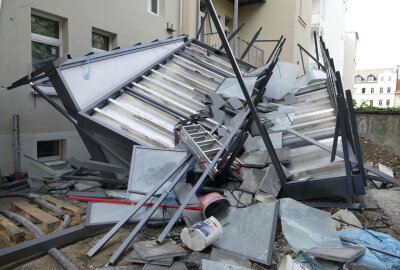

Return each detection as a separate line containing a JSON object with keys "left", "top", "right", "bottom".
{"left": 6, "top": 0, "right": 400, "bottom": 266}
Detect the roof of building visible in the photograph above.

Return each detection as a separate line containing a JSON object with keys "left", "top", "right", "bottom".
{"left": 355, "top": 68, "right": 396, "bottom": 79}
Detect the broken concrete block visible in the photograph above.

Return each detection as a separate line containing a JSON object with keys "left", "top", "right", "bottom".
{"left": 343, "top": 263, "right": 377, "bottom": 270}
{"left": 142, "top": 262, "right": 188, "bottom": 270}
{"left": 257, "top": 102, "right": 279, "bottom": 113}
{"left": 209, "top": 248, "right": 252, "bottom": 268}
{"left": 239, "top": 151, "right": 268, "bottom": 168}
{"left": 181, "top": 251, "right": 209, "bottom": 268}
{"left": 74, "top": 180, "right": 102, "bottom": 191}
{"left": 314, "top": 258, "right": 340, "bottom": 270}
{"left": 228, "top": 111, "right": 246, "bottom": 132}
{"left": 227, "top": 97, "right": 244, "bottom": 111}
{"left": 306, "top": 245, "right": 366, "bottom": 263}
{"left": 125, "top": 249, "right": 174, "bottom": 266}
{"left": 239, "top": 168, "right": 266, "bottom": 194}
{"left": 259, "top": 165, "right": 292, "bottom": 197}
{"left": 134, "top": 240, "right": 187, "bottom": 260}
{"left": 283, "top": 93, "right": 297, "bottom": 105}
{"left": 243, "top": 135, "right": 259, "bottom": 153}
{"left": 238, "top": 191, "right": 253, "bottom": 206}
{"left": 96, "top": 267, "right": 142, "bottom": 270}
{"left": 254, "top": 192, "right": 277, "bottom": 204}
{"left": 250, "top": 121, "right": 260, "bottom": 136}
{"left": 332, "top": 209, "right": 362, "bottom": 230}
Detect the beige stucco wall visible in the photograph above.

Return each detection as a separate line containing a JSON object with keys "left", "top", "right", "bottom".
{"left": 343, "top": 32, "right": 358, "bottom": 92}
{"left": 0, "top": 0, "right": 181, "bottom": 174}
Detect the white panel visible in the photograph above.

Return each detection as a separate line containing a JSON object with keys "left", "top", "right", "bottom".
{"left": 60, "top": 40, "right": 185, "bottom": 110}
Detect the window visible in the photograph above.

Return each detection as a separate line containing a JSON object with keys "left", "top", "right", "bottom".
{"left": 31, "top": 13, "right": 63, "bottom": 71}
{"left": 379, "top": 100, "right": 383, "bottom": 106}
{"left": 387, "top": 87, "right": 391, "bottom": 93}
{"left": 386, "top": 100, "right": 390, "bottom": 106}
{"left": 362, "top": 88, "right": 366, "bottom": 94}
{"left": 355, "top": 76, "right": 362, "bottom": 83}
{"left": 92, "top": 31, "right": 110, "bottom": 53}
{"left": 388, "top": 76, "right": 392, "bottom": 82}
{"left": 380, "top": 87, "right": 383, "bottom": 93}
{"left": 381, "top": 76, "right": 384, "bottom": 82}
{"left": 147, "top": 0, "right": 158, "bottom": 15}
{"left": 371, "top": 88, "right": 374, "bottom": 94}
{"left": 369, "top": 100, "right": 373, "bottom": 106}
{"left": 37, "top": 140, "right": 63, "bottom": 161}
{"left": 367, "top": 75, "right": 374, "bottom": 82}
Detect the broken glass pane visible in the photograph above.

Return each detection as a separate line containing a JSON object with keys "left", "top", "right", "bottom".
{"left": 127, "top": 147, "right": 187, "bottom": 199}
{"left": 253, "top": 133, "right": 282, "bottom": 150}
{"left": 213, "top": 202, "right": 278, "bottom": 264}
{"left": 260, "top": 104, "right": 297, "bottom": 132}
{"left": 216, "top": 77, "right": 257, "bottom": 101}
{"left": 279, "top": 198, "right": 342, "bottom": 253}
{"left": 265, "top": 62, "right": 299, "bottom": 99}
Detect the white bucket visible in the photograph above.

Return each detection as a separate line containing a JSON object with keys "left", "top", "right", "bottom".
{"left": 180, "top": 216, "right": 223, "bottom": 251}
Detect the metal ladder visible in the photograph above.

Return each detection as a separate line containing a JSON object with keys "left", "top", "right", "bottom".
{"left": 180, "top": 124, "right": 242, "bottom": 178}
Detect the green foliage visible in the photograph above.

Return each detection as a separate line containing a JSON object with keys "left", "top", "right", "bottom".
{"left": 31, "top": 14, "right": 59, "bottom": 38}
{"left": 355, "top": 105, "right": 400, "bottom": 112}
{"left": 31, "top": 41, "right": 59, "bottom": 70}
{"left": 92, "top": 32, "right": 109, "bottom": 50}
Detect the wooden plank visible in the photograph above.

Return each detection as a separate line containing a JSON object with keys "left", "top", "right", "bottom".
{"left": 0, "top": 215, "right": 25, "bottom": 243}
{"left": 12, "top": 201, "right": 60, "bottom": 233}
{"left": 42, "top": 196, "right": 85, "bottom": 215}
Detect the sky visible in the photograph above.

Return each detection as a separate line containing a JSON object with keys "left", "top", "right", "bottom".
{"left": 346, "top": 0, "right": 400, "bottom": 69}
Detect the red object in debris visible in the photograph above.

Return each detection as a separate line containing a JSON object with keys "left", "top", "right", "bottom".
{"left": 68, "top": 196, "right": 203, "bottom": 211}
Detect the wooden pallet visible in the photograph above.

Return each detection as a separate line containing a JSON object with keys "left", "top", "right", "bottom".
{"left": 0, "top": 197, "right": 86, "bottom": 246}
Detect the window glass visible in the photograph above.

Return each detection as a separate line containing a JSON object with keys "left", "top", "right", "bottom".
{"left": 379, "top": 100, "right": 382, "bottom": 106}
{"left": 148, "top": 0, "right": 158, "bottom": 14}
{"left": 380, "top": 87, "right": 383, "bottom": 93}
{"left": 37, "top": 140, "right": 60, "bottom": 158}
{"left": 31, "top": 14, "right": 59, "bottom": 38}
{"left": 92, "top": 32, "right": 110, "bottom": 51}
{"left": 386, "top": 100, "right": 390, "bottom": 106}
{"left": 388, "top": 76, "right": 392, "bottom": 82}
{"left": 381, "top": 76, "right": 384, "bottom": 82}
{"left": 367, "top": 76, "right": 374, "bottom": 82}
{"left": 387, "top": 87, "right": 391, "bottom": 93}
{"left": 31, "top": 41, "right": 60, "bottom": 70}
{"left": 369, "top": 100, "right": 373, "bottom": 106}
{"left": 371, "top": 88, "right": 374, "bottom": 93}
{"left": 361, "top": 88, "right": 365, "bottom": 94}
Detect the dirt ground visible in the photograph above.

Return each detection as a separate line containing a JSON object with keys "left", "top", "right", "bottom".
{"left": 1, "top": 137, "right": 400, "bottom": 269}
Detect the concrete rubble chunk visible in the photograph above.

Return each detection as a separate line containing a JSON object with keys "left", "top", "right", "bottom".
{"left": 257, "top": 102, "right": 279, "bottom": 113}
{"left": 125, "top": 249, "right": 174, "bottom": 266}
{"left": 306, "top": 245, "right": 366, "bottom": 263}
{"left": 254, "top": 192, "right": 278, "bottom": 204}
{"left": 96, "top": 266, "right": 142, "bottom": 270}
{"left": 332, "top": 209, "right": 362, "bottom": 230}
{"left": 243, "top": 135, "right": 259, "bottom": 153}
{"left": 238, "top": 191, "right": 253, "bottom": 206}
{"left": 227, "top": 97, "right": 244, "bottom": 111}
{"left": 259, "top": 164, "right": 292, "bottom": 196}
{"left": 180, "top": 251, "right": 210, "bottom": 268}
{"left": 202, "top": 259, "right": 252, "bottom": 270}
{"left": 239, "top": 168, "right": 266, "bottom": 194}
{"left": 134, "top": 240, "right": 187, "bottom": 261}
{"left": 343, "top": 263, "right": 377, "bottom": 270}
{"left": 314, "top": 258, "right": 340, "bottom": 270}
{"left": 209, "top": 248, "right": 252, "bottom": 268}
{"left": 240, "top": 150, "right": 269, "bottom": 168}
{"left": 142, "top": 262, "right": 188, "bottom": 270}
{"left": 74, "top": 180, "right": 102, "bottom": 191}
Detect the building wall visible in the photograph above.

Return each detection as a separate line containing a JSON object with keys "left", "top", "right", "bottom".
{"left": 0, "top": 0, "right": 181, "bottom": 174}
{"left": 343, "top": 32, "right": 358, "bottom": 92}
{"left": 353, "top": 71, "right": 397, "bottom": 108}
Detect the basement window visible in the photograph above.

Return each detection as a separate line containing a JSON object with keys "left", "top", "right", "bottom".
{"left": 37, "top": 139, "right": 63, "bottom": 161}
{"left": 147, "top": 0, "right": 159, "bottom": 15}
{"left": 92, "top": 30, "right": 110, "bottom": 53}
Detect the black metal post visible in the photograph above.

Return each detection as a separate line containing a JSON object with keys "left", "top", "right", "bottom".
{"left": 219, "top": 23, "right": 245, "bottom": 51}
{"left": 240, "top": 27, "right": 263, "bottom": 60}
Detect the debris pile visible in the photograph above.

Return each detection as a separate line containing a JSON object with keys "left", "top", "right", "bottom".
{"left": 1, "top": 0, "right": 400, "bottom": 269}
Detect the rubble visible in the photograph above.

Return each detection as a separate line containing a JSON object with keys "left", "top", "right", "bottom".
{"left": 1, "top": 1, "right": 400, "bottom": 269}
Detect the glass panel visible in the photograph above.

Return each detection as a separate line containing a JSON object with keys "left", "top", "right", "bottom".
{"left": 151, "top": 0, "right": 158, "bottom": 13}
{"left": 92, "top": 32, "right": 110, "bottom": 51}
{"left": 37, "top": 140, "right": 60, "bottom": 158}
{"left": 214, "top": 202, "right": 278, "bottom": 264}
{"left": 31, "top": 14, "right": 59, "bottom": 38}
{"left": 31, "top": 41, "right": 60, "bottom": 70}
{"left": 216, "top": 76, "right": 257, "bottom": 101}
{"left": 127, "top": 147, "right": 187, "bottom": 199}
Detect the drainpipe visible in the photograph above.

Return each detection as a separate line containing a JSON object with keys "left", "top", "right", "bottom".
{"left": 13, "top": 115, "right": 21, "bottom": 179}
{"left": 179, "top": 0, "right": 183, "bottom": 35}
{"left": 233, "top": 0, "right": 238, "bottom": 57}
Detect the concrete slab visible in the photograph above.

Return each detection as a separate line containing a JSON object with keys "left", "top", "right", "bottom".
{"left": 227, "top": 97, "right": 244, "bottom": 111}
{"left": 243, "top": 135, "right": 259, "bottom": 153}
{"left": 254, "top": 192, "right": 277, "bottom": 204}
{"left": 181, "top": 251, "right": 209, "bottom": 268}
{"left": 96, "top": 266, "right": 142, "bottom": 270}
{"left": 125, "top": 249, "right": 174, "bottom": 266}
{"left": 239, "top": 168, "right": 266, "bottom": 194}
{"left": 239, "top": 151, "right": 268, "bottom": 168}
{"left": 74, "top": 180, "right": 102, "bottom": 191}
{"left": 306, "top": 245, "right": 365, "bottom": 263}
{"left": 134, "top": 240, "right": 187, "bottom": 260}
{"left": 202, "top": 259, "right": 252, "bottom": 270}
{"left": 209, "top": 248, "right": 252, "bottom": 268}
{"left": 332, "top": 209, "right": 362, "bottom": 230}
{"left": 239, "top": 192, "right": 253, "bottom": 206}
{"left": 259, "top": 165, "right": 291, "bottom": 196}
{"left": 142, "top": 262, "right": 188, "bottom": 270}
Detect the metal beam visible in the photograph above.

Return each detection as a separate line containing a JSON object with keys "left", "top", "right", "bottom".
{"left": 240, "top": 27, "right": 262, "bottom": 60}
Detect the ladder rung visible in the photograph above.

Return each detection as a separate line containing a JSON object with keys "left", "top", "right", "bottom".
{"left": 203, "top": 148, "right": 221, "bottom": 154}
{"left": 189, "top": 131, "right": 207, "bottom": 136}
{"left": 197, "top": 139, "right": 218, "bottom": 145}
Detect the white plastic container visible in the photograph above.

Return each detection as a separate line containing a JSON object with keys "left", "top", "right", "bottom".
{"left": 180, "top": 216, "right": 223, "bottom": 251}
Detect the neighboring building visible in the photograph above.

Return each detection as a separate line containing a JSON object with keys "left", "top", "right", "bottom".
{"left": 311, "top": 0, "right": 347, "bottom": 74}
{"left": 342, "top": 31, "right": 359, "bottom": 92}
{"left": 353, "top": 68, "right": 398, "bottom": 108}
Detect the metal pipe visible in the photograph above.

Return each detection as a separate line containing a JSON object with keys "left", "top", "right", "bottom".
{"left": 233, "top": 0, "right": 239, "bottom": 56}
{"left": 13, "top": 115, "right": 21, "bottom": 179}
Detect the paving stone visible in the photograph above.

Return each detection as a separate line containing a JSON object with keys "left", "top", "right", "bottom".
{"left": 259, "top": 165, "right": 291, "bottom": 196}
{"left": 227, "top": 97, "right": 244, "bottom": 111}
{"left": 238, "top": 192, "right": 253, "bottom": 207}
{"left": 142, "top": 262, "right": 189, "bottom": 270}
{"left": 257, "top": 103, "right": 279, "bottom": 113}
{"left": 306, "top": 245, "right": 366, "bottom": 263}
{"left": 125, "top": 249, "right": 174, "bottom": 266}
{"left": 228, "top": 111, "right": 246, "bottom": 132}
{"left": 343, "top": 263, "right": 376, "bottom": 270}
{"left": 74, "top": 180, "right": 102, "bottom": 191}
{"left": 181, "top": 251, "right": 210, "bottom": 268}
{"left": 134, "top": 240, "right": 187, "bottom": 260}
{"left": 332, "top": 209, "right": 362, "bottom": 230}
{"left": 47, "top": 181, "right": 75, "bottom": 190}
{"left": 96, "top": 266, "right": 142, "bottom": 270}
{"left": 209, "top": 248, "right": 252, "bottom": 268}
{"left": 239, "top": 151, "right": 268, "bottom": 168}
{"left": 224, "top": 190, "right": 239, "bottom": 208}
{"left": 314, "top": 258, "right": 340, "bottom": 270}
{"left": 239, "top": 168, "right": 266, "bottom": 194}
{"left": 243, "top": 135, "right": 259, "bottom": 153}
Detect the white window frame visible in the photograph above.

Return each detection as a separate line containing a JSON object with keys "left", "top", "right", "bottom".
{"left": 147, "top": 0, "right": 159, "bottom": 15}
{"left": 386, "top": 100, "right": 390, "bottom": 106}
{"left": 388, "top": 76, "right": 392, "bottom": 82}
{"left": 380, "top": 87, "right": 383, "bottom": 93}
{"left": 387, "top": 87, "right": 391, "bottom": 93}
{"left": 355, "top": 76, "right": 362, "bottom": 83}
{"left": 380, "top": 76, "right": 384, "bottom": 82}
{"left": 379, "top": 100, "right": 383, "bottom": 106}
{"left": 91, "top": 28, "right": 112, "bottom": 53}
{"left": 31, "top": 11, "right": 63, "bottom": 59}
{"left": 367, "top": 76, "right": 374, "bottom": 82}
